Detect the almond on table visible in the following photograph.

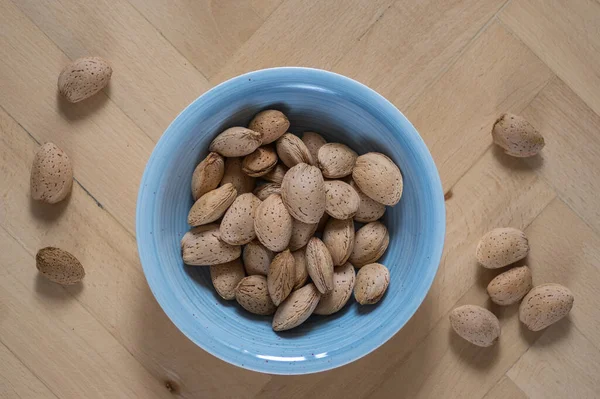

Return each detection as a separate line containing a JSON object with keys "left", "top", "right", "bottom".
{"left": 58, "top": 56, "right": 112, "bottom": 103}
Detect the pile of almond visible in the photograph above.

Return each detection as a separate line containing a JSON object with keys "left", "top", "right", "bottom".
{"left": 181, "top": 110, "right": 403, "bottom": 331}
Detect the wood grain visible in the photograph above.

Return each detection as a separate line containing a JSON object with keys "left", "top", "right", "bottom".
{"left": 0, "top": 107, "right": 270, "bottom": 398}
{"left": 0, "top": 342, "right": 58, "bottom": 399}
{"left": 500, "top": 0, "right": 600, "bottom": 117}
{"left": 483, "top": 376, "right": 527, "bottom": 399}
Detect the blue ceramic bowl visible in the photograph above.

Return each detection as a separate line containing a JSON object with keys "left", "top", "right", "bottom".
{"left": 136, "top": 67, "right": 445, "bottom": 374}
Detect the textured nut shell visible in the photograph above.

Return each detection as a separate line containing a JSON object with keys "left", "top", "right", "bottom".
{"left": 276, "top": 134, "right": 314, "bottom": 167}
{"left": 191, "top": 152, "right": 225, "bottom": 201}
{"left": 354, "top": 263, "right": 389, "bottom": 305}
{"left": 219, "top": 193, "right": 261, "bottom": 245}
{"left": 289, "top": 219, "right": 319, "bottom": 251}
{"left": 242, "top": 240, "right": 274, "bottom": 276}
{"left": 58, "top": 57, "right": 112, "bottom": 103}
{"left": 209, "top": 127, "right": 262, "bottom": 157}
{"left": 36, "top": 247, "right": 85, "bottom": 285}
{"left": 324, "top": 180, "right": 361, "bottom": 219}
{"left": 487, "top": 265, "right": 533, "bottom": 305}
{"left": 316, "top": 212, "right": 330, "bottom": 233}
{"left": 262, "top": 163, "right": 288, "bottom": 184}
{"left": 242, "top": 146, "right": 278, "bottom": 177}
{"left": 352, "top": 152, "right": 403, "bottom": 206}
{"left": 272, "top": 283, "right": 321, "bottom": 331}
{"left": 254, "top": 194, "right": 293, "bottom": 252}
{"left": 188, "top": 183, "right": 237, "bottom": 226}
{"left": 476, "top": 227, "right": 529, "bottom": 269}
{"left": 210, "top": 259, "right": 245, "bottom": 300}
{"left": 519, "top": 284, "right": 574, "bottom": 331}
{"left": 253, "top": 183, "right": 281, "bottom": 201}
{"left": 351, "top": 181, "right": 386, "bottom": 223}
{"left": 449, "top": 305, "right": 500, "bottom": 347}
{"left": 30, "top": 142, "right": 73, "bottom": 204}
{"left": 235, "top": 275, "right": 276, "bottom": 315}
{"left": 281, "top": 163, "right": 326, "bottom": 224}
{"left": 349, "top": 222, "right": 389, "bottom": 267}
{"left": 267, "top": 250, "right": 296, "bottom": 306}
{"left": 322, "top": 218, "right": 355, "bottom": 266}
{"left": 292, "top": 248, "right": 309, "bottom": 290}
{"left": 181, "top": 224, "right": 241, "bottom": 266}
{"left": 301, "top": 132, "right": 327, "bottom": 164}
{"left": 317, "top": 143, "right": 358, "bottom": 178}
{"left": 221, "top": 157, "right": 255, "bottom": 195}
{"left": 314, "top": 262, "right": 355, "bottom": 315}
{"left": 492, "top": 113, "right": 545, "bottom": 157}
{"left": 306, "top": 237, "right": 334, "bottom": 294}
{"left": 249, "top": 110, "right": 290, "bottom": 145}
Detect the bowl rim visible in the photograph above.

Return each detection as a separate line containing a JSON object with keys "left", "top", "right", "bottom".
{"left": 136, "top": 67, "right": 445, "bottom": 375}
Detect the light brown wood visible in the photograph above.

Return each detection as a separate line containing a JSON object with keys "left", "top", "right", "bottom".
{"left": 2, "top": 0, "right": 600, "bottom": 397}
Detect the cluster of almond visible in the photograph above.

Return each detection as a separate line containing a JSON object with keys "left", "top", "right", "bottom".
{"left": 449, "top": 115, "right": 574, "bottom": 347}
{"left": 181, "top": 110, "right": 403, "bottom": 331}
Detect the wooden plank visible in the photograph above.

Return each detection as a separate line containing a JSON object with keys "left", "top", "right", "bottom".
{"left": 521, "top": 78, "right": 600, "bottom": 234}
{"left": 258, "top": 145, "right": 555, "bottom": 398}
{"left": 0, "top": 228, "right": 171, "bottom": 399}
{"left": 521, "top": 199, "right": 600, "bottom": 349}
{"left": 0, "top": 342, "right": 58, "bottom": 399}
{"left": 0, "top": 107, "right": 271, "bottom": 398}
{"left": 210, "top": 0, "right": 394, "bottom": 84}
{"left": 404, "top": 21, "right": 553, "bottom": 191}
{"left": 0, "top": 0, "right": 154, "bottom": 234}
{"left": 500, "top": 0, "right": 600, "bottom": 117}
{"left": 250, "top": 0, "right": 284, "bottom": 19}
{"left": 483, "top": 376, "right": 528, "bottom": 399}
{"left": 507, "top": 321, "right": 600, "bottom": 399}
{"left": 127, "top": 0, "right": 264, "bottom": 79}
{"left": 334, "top": 0, "right": 506, "bottom": 109}
{"left": 14, "top": 0, "right": 211, "bottom": 141}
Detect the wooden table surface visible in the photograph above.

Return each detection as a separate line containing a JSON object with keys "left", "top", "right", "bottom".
{"left": 1, "top": 0, "right": 599, "bottom": 398}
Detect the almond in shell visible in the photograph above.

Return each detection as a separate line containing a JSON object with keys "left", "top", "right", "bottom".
{"left": 242, "top": 240, "right": 274, "bottom": 276}
{"left": 352, "top": 152, "right": 403, "bottom": 206}
{"left": 262, "top": 163, "right": 288, "bottom": 184}
{"left": 242, "top": 146, "right": 278, "bottom": 177}
{"left": 314, "top": 262, "right": 355, "bottom": 315}
{"left": 317, "top": 143, "right": 358, "bottom": 178}
{"left": 221, "top": 157, "right": 255, "bottom": 195}
{"left": 476, "top": 227, "right": 529, "bottom": 269}
{"left": 188, "top": 183, "right": 237, "bottom": 226}
{"left": 301, "top": 132, "right": 327, "bottom": 164}
{"left": 487, "top": 265, "right": 532, "bottom": 305}
{"left": 267, "top": 250, "right": 295, "bottom": 306}
{"left": 519, "top": 283, "right": 574, "bottom": 331}
{"left": 354, "top": 263, "right": 389, "bottom": 305}
{"left": 281, "top": 163, "right": 326, "bottom": 224}
{"left": 349, "top": 222, "right": 389, "bottom": 267}
{"left": 276, "top": 133, "right": 314, "bottom": 167}
{"left": 492, "top": 113, "right": 545, "bottom": 157}
{"left": 322, "top": 217, "right": 355, "bottom": 266}
{"left": 351, "top": 180, "right": 386, "bottom": 223}
{"left": 36, "top": 247, "right": 85, "bottom": 285}
{"left": 449, "top": 305, "right": 500, "bottom": 347}
{"left": 253, "top": 182, "right": 281, "bottom": 201}
{"left": 324, "top": 180, "right": 361, "bottom": 219}
{"left": 191, "top": 152, "right": 225, "bottom": 201}
{"left": 209, "top": 127, "right": 262, "bottom": 157}
{"left": 235, "top": 275, "right": 276, "bottom": 315}
{"left": 292, "top": 248, "right": 309, "bottom": 290}
{"left": 306, "top": 237, "right": 334, "bottom": 294}
{"left": 181, "top": 224, "right": 241, "bottom": 266}
{"left": 30, "top": 142, "right": 73, "bottom": 204}
{"left": 272, "top": 283, "right": 321, "bottom": 331}
{"left": 210, "top": 259, "right": 245, "bottom": 300}
{"left": 219, "top": 193, "right": 261, "bottom": 245}
{"left": 254, "top": 194, "right": 293, "bottom": 252}
{"left": 289, "top": 219, "right": 319, "bottom": 251}
{"left": 58, "top": 56, "right": 112, "bottom": 103}
{"left": 249, "top": 110, "right": 290, "bottom": 145}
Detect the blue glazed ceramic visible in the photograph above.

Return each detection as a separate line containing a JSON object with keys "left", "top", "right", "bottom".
{"left": 136, "top": 67, "right": 445, "bottom": 375}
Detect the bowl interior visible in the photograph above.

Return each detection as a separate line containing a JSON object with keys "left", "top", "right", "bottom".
{"left": 137, "top": 68, "right": 445, "bottom": 374}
